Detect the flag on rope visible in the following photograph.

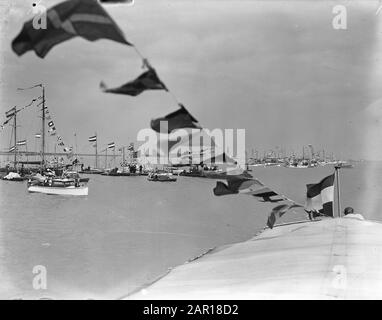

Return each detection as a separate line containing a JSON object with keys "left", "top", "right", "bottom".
{"left": 5, "top": 107, "right": 16, "bottom": 118}
{"left": 88, "top": 135, "right": 97, "bottom": 142}
{"left": 213, "top": 175, "right": 306, "bottom": 228}
{"left": 48, "top": 127, "right": 57, "bottom": 136}
{"left": 108, "top": 142, "right": 115, "bottom": 149}
{"left": 305, "top": 173, "right": 335, "bottom": 217}
{"left": 99, "top": 0, "right": 134, "bottom": 4}
{"left": 1, "top": 118, "right": 12, "bottom": 130}
{"left": 266, "top": 203, "right": 304, "bottom": 229}
{"left": 12, "top": 0, "right": 131, "bottom": 58}
{"left": 16, "top": 140, "right": 27, "bottom": 146}
{"left": 213, "top": 177, "right": 286, "bottom": 202}
{"left": 151, "top": 104, "right": 201, "bottom": 133}
{"left": 127, "top": 142, "right": 134, "bottom": 151}
{"left": 9, "top": 146, "right": 16, "bottom": 152}
{"left": 100, "top": 68, "right": 167, "bottom": 96}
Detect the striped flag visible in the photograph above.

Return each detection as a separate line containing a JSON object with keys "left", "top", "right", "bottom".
{"left": 12, "top": 0, "right": 131, "bottom": 58}
{"left": 88, "top": 135, "right": 97, "bottom": 142}
{"left": 5, "top": 107, "right": 16, "bottom": 118}
{"left": 108, "top": 142, "right": 115, "bottom": 149}
{"left": 16, "top": 140, "right": 27, "bottom": 146}
{"left": 100, "top": 68, "right": 167, "bottom": 96}
{"left": 35, "top": 133, "right": 41, "bottom": 138}
{"left": 306, "top": 174, "right": 335, "bottom": 217}
{"left": 9, "top": 146, "right": 16, "bottom": 152}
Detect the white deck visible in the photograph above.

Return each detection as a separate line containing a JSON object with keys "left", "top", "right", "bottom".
{"left": 129, "top": 217, "right": 382, "bottom": 299}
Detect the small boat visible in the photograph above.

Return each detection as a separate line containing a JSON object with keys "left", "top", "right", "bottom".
{"left": 63, "top": 171, "right": 90, "bottom": 183}
{"left": 27, "top": 175, "right": 88, "bottom": 196}
{"left": 147, "top": 172, "right": 177, "bottom": 182}
{"left": 1, "top": 172, "right": 29, "bottom": 181}
{"left": 27, "top": 184, "right": 88, "bottom": 196}
{"left": 79, "top": 168, "right": 104, "bottom": 174}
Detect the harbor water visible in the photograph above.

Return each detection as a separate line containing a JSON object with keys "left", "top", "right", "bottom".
{"left": 0, "top": 162, "right": 381, "bottom": 299}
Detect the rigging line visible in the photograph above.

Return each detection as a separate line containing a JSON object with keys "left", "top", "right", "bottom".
{"left": 17, "top": 84, "right": 43, "bottom": 91}
{"left": 1, "top": 98, "right": 41, "bottom": 127}
{"left": 131, "top": 44, "right": 181, "bottom": 105}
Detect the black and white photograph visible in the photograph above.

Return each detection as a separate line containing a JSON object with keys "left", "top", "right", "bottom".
{"left": 1, "top": 0, "right": 382, "bottom": 304}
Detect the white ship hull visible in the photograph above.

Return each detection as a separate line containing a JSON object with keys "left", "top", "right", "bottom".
{"left": 27, "top": 185, "right": 88, "bottom": 196}
{"left": 128, "top": 218, "right": 382, "bottom": 300}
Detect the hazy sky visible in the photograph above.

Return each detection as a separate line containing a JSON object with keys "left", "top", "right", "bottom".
{"left": 1, "top": 0, "right": 382, "bottom": 160}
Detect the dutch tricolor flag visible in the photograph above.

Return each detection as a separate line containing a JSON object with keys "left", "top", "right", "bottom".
{"left": 305, "top": 174, "right": 335, "bottom": 217}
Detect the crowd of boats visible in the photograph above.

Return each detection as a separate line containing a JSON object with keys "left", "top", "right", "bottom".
{"left": 0, "top": 152, "right": 355, "bottom": 197}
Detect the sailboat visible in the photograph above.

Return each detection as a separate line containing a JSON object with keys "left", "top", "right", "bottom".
{"left": 25, "top": 85, "right": 89, "bottom": 196}
{"left": 1, "top": 108, "right": 30, "bottom": 181}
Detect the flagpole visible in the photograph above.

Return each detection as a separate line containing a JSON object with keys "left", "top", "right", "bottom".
{"left": 335, "top": 165, "right": 341, "bottom": 218}
{"left": 95, "top": 132, "right": 98, "bottom": 169}
{"left": 13, "top": 109, "right": 17, "bottom": 170}
{"left": 26, "top": 142, "right": 29, "bottom": 165}
{"left": 41, "top": 85, "right": 45, "bottom": 174}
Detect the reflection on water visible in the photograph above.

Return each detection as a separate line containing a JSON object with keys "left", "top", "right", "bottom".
{"left": 0, "top": 162, "right": 380, "bottom": 299}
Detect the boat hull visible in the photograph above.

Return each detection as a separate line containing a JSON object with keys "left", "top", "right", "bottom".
{"left": 27, "top": 185, "right": 88, "bottom": 196}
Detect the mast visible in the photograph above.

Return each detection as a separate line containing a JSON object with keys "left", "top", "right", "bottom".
{"left": 41, "top": 85, "right": 46, "bottom": 173}
{"left": 13, "top": 110, "right": 17, "bottom": 170}
{"left": 105, "top": 147, "right": 108, "bottom": 169}
{"left": 113, "top": 147, "right": 116, "bottom": 167}
{"left": 95, "top": 132, "right": 98, "bottom": 169}
{"left": 335, "top": 166, "right": 341, "bottom": 218}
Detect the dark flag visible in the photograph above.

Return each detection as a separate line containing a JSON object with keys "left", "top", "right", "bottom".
{"left": 5, "top": 107, "right": 16, "bottom": 118}
{"left": 100, "top": 68, "right": 167, "bottom": 96}
{"left": 12, "top": 0, "right": 131, "bottom": 58}
{"left": 151, "top": 104, "right": 201, "bottom": 133}
{"left": 266, "top": 203, "right": 303, "bottom": 229}
{"left": 213, "top": 177, "right": 285, "bottom": 202}
{"left": 306, "top": 174, "right": 335, "bottom": 217}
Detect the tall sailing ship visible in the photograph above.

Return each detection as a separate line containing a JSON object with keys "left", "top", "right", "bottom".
{"left": 1, "top": 84, "right": 89, "bottom": 195}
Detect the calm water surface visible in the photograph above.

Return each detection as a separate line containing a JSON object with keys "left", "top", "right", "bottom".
{"left": 0, "top": 162, "right": 381, "bottom": 299}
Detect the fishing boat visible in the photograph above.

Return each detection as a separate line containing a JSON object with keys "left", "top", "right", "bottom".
{"left": 147, "top": 172, "right": 177, "bottom": 182}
